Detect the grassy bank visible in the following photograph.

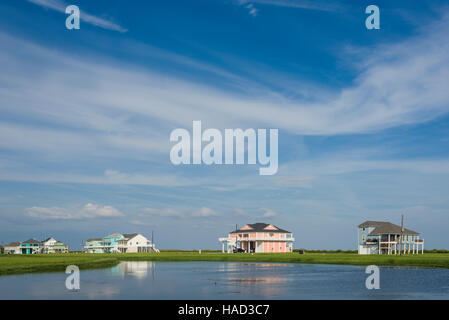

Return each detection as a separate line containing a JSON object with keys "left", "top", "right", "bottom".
{"left": 115, "top": 252, "right": 449, "bottom": 268}
{"left": 0, "top": 254, "right": 119, "bottom": 276}
{"left": 2, "top": 252, "right": 449, "bottom": 276}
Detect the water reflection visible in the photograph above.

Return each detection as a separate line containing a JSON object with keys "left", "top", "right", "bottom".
{"left": 215, "top": 262, "right": 289, "bottom": 297}
{"left": 229, "top": 277, "right": 287, "bottom": 283}
{"left": 1, "top": 261, "right": 449, "bottom": 299}
{"left": 85, "top": 286, "right": 120, "bottom": 299}
{"left": 110, "top": 261, "right": 155, "bottom": 279}
{"left": 218, "top": 262, "right": 289, "bottom": 272}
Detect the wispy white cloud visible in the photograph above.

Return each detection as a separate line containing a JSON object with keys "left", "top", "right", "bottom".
{"left": 281, "top": 158, "right": 449, "bottom": 177}
{"left": 28, "top": 0, "right": 127, "bottom": 32}
{"left": 2, "top": 14, "right": 449, "bottom": 141}
{"left": 232, "top": 208, "right": 250, "bottom": 217}
{"left": 192, "top": 207, "right": 219, "bottom": 217}
{"left": 0, "top": 169, "right": 199, "bottom": 187}
{"left": 129, "top": 220, "right": 155, "bottom": 227}
{"left": 244, "top": 3, "right": 258, "bottom": 16}
{"left": 26, "top": 203, "right": 124, "bottom": 220}
{"left": 0, "top": 12, "right": 449, "bottom": 185}
{"left": 141, "top": 207, "right": 184, "bottom": 218}
{"left": 237, "top": 0, "right": 342, "bottom": 13}
{"left": 139, "top": 207, "right": 220, "bottom": 220}
{"left": 260, "top": 207, "right": 278, "bottom": 217}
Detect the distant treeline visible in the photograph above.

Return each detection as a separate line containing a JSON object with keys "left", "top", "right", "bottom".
{"left": 59, "top": 248, "right": 449, "bottom": 254}
{"left": 293, "top": 249, "right": 449, "bottom": 254}
{"left": 424, "top": 249, "right": 449, "bottom": 253}
{"left": 160, "top": 249, "right": 359, "bottom": 253}
{"left": 293, "top": 249, "right": 357, "bottom": 254}
{"left": 159, "top": 249, "right": 221, "bottom": 253}
{"left": 128, "top": 249, "right": 449, "bottom": 254}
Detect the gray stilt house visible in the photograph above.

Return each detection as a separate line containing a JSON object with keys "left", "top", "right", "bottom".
{"left": 358, "top": 221, "right": 424, "bottom": 255}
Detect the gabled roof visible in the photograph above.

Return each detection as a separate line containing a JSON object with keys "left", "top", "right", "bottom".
{"left": 104, "top": 233, "right": 123, "bottom": 239}
{"left": 86, "top": 238, "right": 103, "bottom": 242}
{"left": 22, "top": 238, "right": 41, "bottom": 244}
{"left": 5, "top": 242, "right": 20, "bottom": 247}
{"left": 41, "top": 237, "right": 56, "bottom": 243}
{"left": 230, "top": 223, "right": 291, "bottom": 234}
{"left": 123, "top": 233, "right": 139, "bottom": 240}
{"left": 359, "top": 221, "right": 419, "bottom": 235}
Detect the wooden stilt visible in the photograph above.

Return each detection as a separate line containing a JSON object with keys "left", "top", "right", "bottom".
{"left": 387, "top": 234, "right": 390, "bottom": 254}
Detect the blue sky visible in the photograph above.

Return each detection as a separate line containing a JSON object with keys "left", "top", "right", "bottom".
{"left": 1, "top": 0, "right": 449, "bottom": 250}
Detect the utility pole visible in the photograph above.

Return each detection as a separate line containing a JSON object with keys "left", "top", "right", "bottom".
{"left": 151, "top": 230, "right": 154, "bottom": 251}
{"left": 399, "top": 214, "right": 404, "bottom": 256}
{"left": 236, "top": 224, "right": 238, "bottom": 250}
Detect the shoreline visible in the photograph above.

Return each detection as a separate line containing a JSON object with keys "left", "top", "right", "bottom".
{"left": 2, "top": 252, "right": 449, "bottom": 276}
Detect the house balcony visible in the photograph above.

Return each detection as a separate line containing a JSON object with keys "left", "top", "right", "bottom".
{"left": 84, "top": 244, "right": 112, "bottom": 249}
{"left": 371, "top": 239, "right": 424, "bottom": 249}
{"left": 232, "top": 237, "right": 295, "bottom": 242}
{"left": 378, "top": 240, "right": 423, "bottom": 244}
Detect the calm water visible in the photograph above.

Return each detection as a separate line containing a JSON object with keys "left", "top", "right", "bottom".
{"left": 1, "top": 261, "right": 449, "bottom": 299}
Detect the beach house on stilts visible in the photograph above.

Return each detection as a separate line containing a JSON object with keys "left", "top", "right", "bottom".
{"left": 84, "top": 233, "right": 159, "bottom": 253}
{"left": 358, "top": 221, "right": 424, "bottom": 255}
{"left": 219, "top": 223, "right": 294, "bottom": 253}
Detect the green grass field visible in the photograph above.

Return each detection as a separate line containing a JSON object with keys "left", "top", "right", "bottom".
{"left": 0, "top": 254, "right": 118, "bottom": 275}
{"left": 2, "top": 251, "right": 449, "bottom": 276}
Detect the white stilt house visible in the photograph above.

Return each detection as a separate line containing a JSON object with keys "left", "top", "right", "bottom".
{"left": 84, "top": 233, "right": 159, "bottom": 253}
{"left": 358, "top": 221, "right": 424, "bottom": 255}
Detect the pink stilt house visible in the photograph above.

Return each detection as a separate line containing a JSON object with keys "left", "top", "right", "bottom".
{"left": 219, "top": 223, "right": 294, "bottom": 253}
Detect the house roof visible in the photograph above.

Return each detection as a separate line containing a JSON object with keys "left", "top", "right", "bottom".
{"left": 5, "top": 242, "right": 20, "bottom": 247}
{"left": 104, "top": 233, "right": 123, "bottom": 239}
{"left": 230, "top": 223, "right": 291, "bottom": 234}
{"left": 41, "top": 237, "right": 56, "bottom": 243}
{"left": 123, "top": 233, "right": 139, "bottom": 240}
{"left": 22, "top": 238, "right": 41, "bottom": 244}
{"left": 359, "top": 221, "right": 419, "bottom": 235}
{"left": 86, "top": 238, "right": 103, "bottom": 242}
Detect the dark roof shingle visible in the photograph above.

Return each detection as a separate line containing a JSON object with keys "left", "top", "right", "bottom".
{"left": 22, "top": 238, "right": 41, "bottom": 244}
{"left": 86, "top": 238, "right": 103, "bottom": 242}
{"left": 230, "top": 223, "right": 291, "bottom": 234}
{"left": 359, "top": 221, "right": 419, "bottom": 235}
{"left": 123, "top": 233, "right": 139, "bottom": 240}
{"left": 5, "top": 242, "right": 21, "bottom": 247}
